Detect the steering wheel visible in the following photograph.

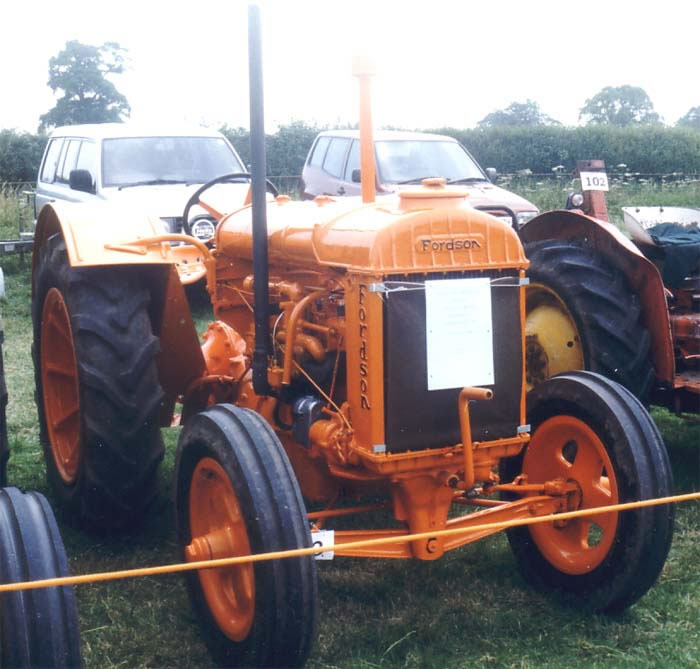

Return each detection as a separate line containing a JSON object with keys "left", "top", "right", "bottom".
{"left": 182, "top": 172, "right": 280, "bottom": 236}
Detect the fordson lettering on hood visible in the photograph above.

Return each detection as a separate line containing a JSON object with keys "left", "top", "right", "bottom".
{"left": 418, "top": 237, "right": 483, "bottom": 252}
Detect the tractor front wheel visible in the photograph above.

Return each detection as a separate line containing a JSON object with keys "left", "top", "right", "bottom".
{"left": 0, "top": 487, "right": 82, "bottom": 667}
{"left": 175, "top": 404, "right": 318, "bottom": 668}
{"left": 32, "top": 234, "right": 165, "bottom": 530}
{"left": 501, "top": 371, "right": 674, "bottom": 612}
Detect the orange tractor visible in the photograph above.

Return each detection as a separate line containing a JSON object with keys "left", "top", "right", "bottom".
{"left": 30, "top": 8, "right": 674, "bottom": 667}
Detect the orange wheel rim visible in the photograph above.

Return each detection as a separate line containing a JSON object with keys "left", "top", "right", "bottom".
{"left": 523, "top": 415, "right": 618, "bottom": 575}
{"left": 186, "top": 457, "right": 255, "bottom": 642}
{"left": 40, "top": 288, "right": 81, "bottom": 484}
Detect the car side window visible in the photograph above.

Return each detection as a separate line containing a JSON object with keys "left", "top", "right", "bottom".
{"left": 40, "top": 139, "right": 64, "bottom": 183}
{"left": 343, "top": 140, "right": 360, "bottom": 182}
{"left": 58, "top": 139, "right": 81, "bottom": 183}
{"left": 75, "top": 141, "right": 97, "bottom": 182}
{"left": 322, "top": 138, "right": 350, "bottom": 179}
{"left": 309, "top": 136, "right": 330, "bottom": 168}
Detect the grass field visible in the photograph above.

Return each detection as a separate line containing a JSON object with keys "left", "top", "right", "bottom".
{"left": 1, "top": 182, "right": 699, "bottom": 668}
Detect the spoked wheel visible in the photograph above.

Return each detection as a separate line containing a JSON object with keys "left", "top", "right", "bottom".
{"left": 32, "top": 234, "right": 165, "bottom": 530}
{"left": 501, "top": 371, "right": 674, "bottom": 612}
{"left": 524, "top": 240, "right": 655, "bottom": 402}
{"left": 0, "top": 487, "right": 82, "bottom": 667}
{"left": 175, "top": 404, "right": 317, "bottom": 668}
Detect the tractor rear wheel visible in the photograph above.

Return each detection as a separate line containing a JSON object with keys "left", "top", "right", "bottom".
{"left": 32, "top": 234, "right": 164, "bottom": 530}
{"left": 0, "top": 487, "right": 82, "bottom": 667}
{"left": 175, "top": 404, "right": 318, "bottom": 668}
{"left": 501, "top": 371, "right": 674, "bottom": 612}
{"left": 524, "top": 240, "right": 655, "bottom": 401}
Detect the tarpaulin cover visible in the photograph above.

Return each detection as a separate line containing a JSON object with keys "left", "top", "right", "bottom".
{"left": 649, "top": 223, "right": 700, "bottom": 288}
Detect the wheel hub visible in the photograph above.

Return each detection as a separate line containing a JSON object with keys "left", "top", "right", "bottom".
{"left": 525, "top": 285, "right": 584, "bottom": 390}
{"left": 523, "top": 416, "right": 619, "bottom": 575}
{"left": 188, "top": 457, "right": 255, "bottom": 642}
{"left": 526, "top": 335, "right": 549, "bottom": 386}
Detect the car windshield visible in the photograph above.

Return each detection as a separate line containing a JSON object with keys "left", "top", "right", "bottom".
{"left": 375, "top": 139, "right": 485, "bottom": 184}
{"left": 102, "top": 136, "right": 244, "bottom": 188}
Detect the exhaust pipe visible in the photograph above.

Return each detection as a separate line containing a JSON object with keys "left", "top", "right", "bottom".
{"left": 248, "top": 3, "right": 273, "bottom": 396}
{"left": 352, "top": 56, "right": 376, "bottom": 204}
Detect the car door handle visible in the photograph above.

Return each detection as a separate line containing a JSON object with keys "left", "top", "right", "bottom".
{"left": 337, "top": 186, "right": 345, "bottom": 195}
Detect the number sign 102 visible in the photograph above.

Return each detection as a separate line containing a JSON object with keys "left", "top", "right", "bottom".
{"left": 579, "top": 171, "right": 609, "bottom": 192}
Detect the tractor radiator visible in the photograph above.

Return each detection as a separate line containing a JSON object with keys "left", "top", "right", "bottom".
{"left": 383, "top": 271, "right": 522, "bottom": 453}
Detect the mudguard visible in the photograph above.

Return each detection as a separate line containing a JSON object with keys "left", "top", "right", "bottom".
{"left": 32, "top": 201, "right": 207, "bottom": 285}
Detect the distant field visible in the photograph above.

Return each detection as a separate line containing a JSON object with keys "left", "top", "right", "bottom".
{"left": 1, "top": 181, "right": 699, "bottom": 668}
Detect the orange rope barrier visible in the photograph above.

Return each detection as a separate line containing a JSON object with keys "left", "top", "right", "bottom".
{"left": 0, "top": 490, "right": 697, "bottom": 593}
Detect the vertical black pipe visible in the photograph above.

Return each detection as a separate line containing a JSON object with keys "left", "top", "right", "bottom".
{"left": 248, "top": 3, "right": 272, "bottom": 396}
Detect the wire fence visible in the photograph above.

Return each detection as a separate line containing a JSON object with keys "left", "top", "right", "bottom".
{"left": 4, "top": 171, "right": 700, "bottom": 195}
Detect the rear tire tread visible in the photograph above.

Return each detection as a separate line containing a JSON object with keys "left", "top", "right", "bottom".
{"left": 526, "top": 240, "right": 655, "bottom": 400}
{"left": 33, "top": 234, "right": 165, "bottom": 529}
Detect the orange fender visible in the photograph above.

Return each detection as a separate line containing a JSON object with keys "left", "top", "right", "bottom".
{"left": 32, "top": 201, "right": 207, "bottom": 287}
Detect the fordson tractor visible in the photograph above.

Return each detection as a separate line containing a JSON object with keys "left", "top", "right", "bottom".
{"left": 29, "top": 7, "right": 674, "bottom": 667}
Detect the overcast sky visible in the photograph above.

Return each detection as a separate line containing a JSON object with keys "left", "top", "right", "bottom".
{"left": 1, "top": 0, "right": 697, "bottom": 133}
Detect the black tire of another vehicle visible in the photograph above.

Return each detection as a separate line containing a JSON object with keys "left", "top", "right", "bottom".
{"left": 525, "top": 239, "right": 655, "bottom": 401}
{"left": 0, "top": 486, "right": 82, "bottom": 667}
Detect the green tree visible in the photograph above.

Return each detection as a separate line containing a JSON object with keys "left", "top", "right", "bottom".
{"left": 677, "top": 106, "right": 700, "bottom": 129}
{"left": 579, "top": 85, "right": 660, "bottom": 126}
{"left": 0, "top": 130, "right": 47, "bottom": 182}
{"left": 220, "top": 120, "right": 323, "bottom": 176}
{"left": 39, "top": 41, "right": 130, "bottom": 132}
{"left": 478, "top": 100, "right": 561, "bottom": 128}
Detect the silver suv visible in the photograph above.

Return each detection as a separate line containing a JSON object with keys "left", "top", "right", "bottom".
{"left": 35, "top": 124, "right": 249, "bottom": 243}
{"left": 301, "top": 130, "right": 538, "bottom": 227}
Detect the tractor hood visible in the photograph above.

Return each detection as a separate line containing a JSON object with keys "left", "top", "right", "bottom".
{"left": 217, "top": 185, "right": 528, "bottom": 275}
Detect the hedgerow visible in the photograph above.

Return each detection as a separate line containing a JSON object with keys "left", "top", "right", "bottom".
{"left": 2, "top": 123, "right": 699, "bottom": 184}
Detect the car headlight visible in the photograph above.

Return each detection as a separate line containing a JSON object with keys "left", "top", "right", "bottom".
{"left": 495, "top": 215, "right": 515, "bottom": 226}
{"left": 190, "top": 217, "right": 217, "bottom": 242}
{"left": 516, "top": 211, "right": 539, "bottom": 226}
{"left": 566, "top": 192, "right": 585, "bottom": 210}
